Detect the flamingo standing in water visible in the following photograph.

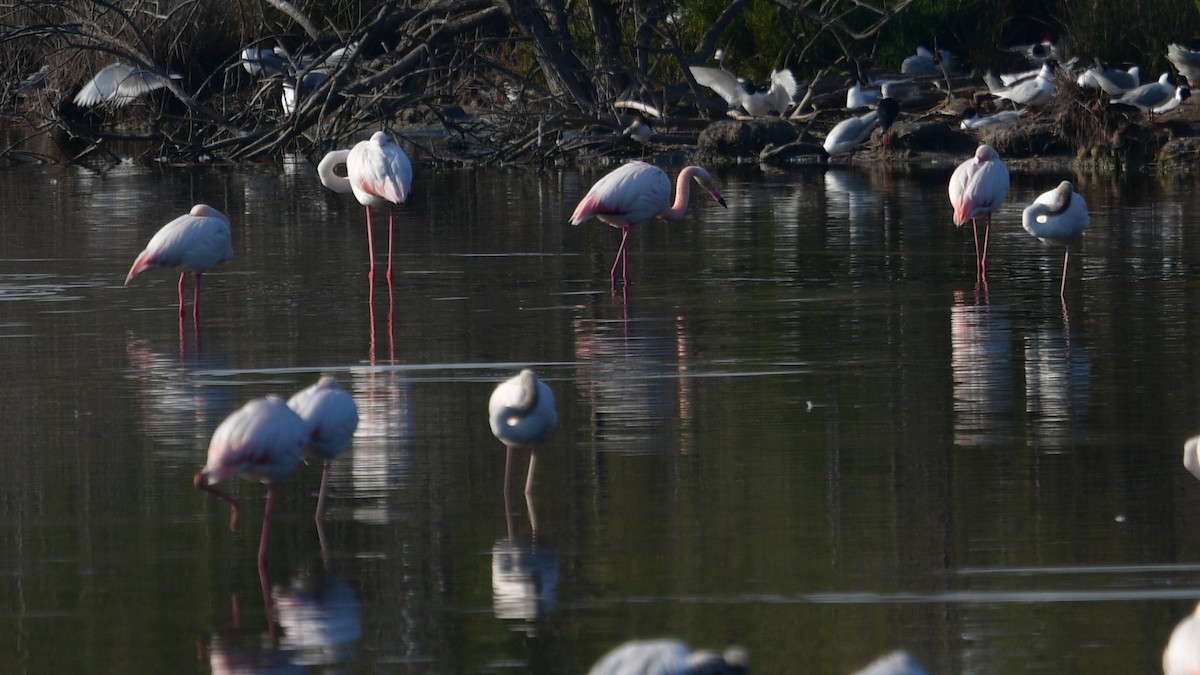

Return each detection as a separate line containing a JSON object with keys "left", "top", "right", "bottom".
{"left": 949, "top": 144, "right": 1009, "bottom": 274}
{"left": 125, "top": 204, "right": 234, "bottom": 319}
{"left": 489, "top": 369, "right": 557, "bottom": 495}
{"left": 570, "top": 161, "right": 726, "bottom": 288}
{"left": 317, "top": 131, "right": 412, "bottom": 284}
{"left": 287, "top": 375, "right": 359, "bottom": 520}
{"left": 1021, "top": 181, "right": 1090, "bottom": 296}
{"left": 194, "top": 395, "right": 308, "bottom": 568}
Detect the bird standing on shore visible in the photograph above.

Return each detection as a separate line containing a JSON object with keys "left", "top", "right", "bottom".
{"left": 821, "top": 98, "right": 900, "bottom": 164}
{"left": 1110, "top": 72, "right": 1176, "bottom": 112}
{"left": 1021, "top": 181, "right": 1090, "bottom": 296}
{"left": 570, "top": 161, "right": 726, "bottom": 288}
{"left": 949, "top": 145, "right": 1009, "bottom": 274}
{"left": 125, "top": 204, "right": 234, "bottom": 320}
{"left": 318, "top": 131, "right": 413, "bottom": 285}
{"left": 990, "top": 61, "right": 1055, "bottom": 109}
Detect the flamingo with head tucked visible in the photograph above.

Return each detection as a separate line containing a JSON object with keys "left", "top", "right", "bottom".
{"left": 489, "top": 369, "right": 557, "bottom": 495}
{"left": 949, "top": 145, "right": 1009, "bottom": 274}
{"left": 287, "top": 375, "right": 359, "bottom": 520}
{"left": 194, "top": 395, "right": 309, "bottom": 568}
{"left": 125, "top": 204, "right": 234, "bottom": 320}
{"left": 318, "top": 131, "right": 413, "bottom": 284}
{"left": 570, "top": 161, "right": 726, "bottom": 288}
{"left": 1022, "top": 181, "right": 1090, "bottom": 296}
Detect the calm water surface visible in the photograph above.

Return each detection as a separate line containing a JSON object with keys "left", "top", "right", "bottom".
{"left": 3, "top": 153, "right": 1200, "bottom": 674}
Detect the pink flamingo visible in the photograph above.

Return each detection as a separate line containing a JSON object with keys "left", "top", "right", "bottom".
{"left": 286, "top": 375, "right": 359, "bottom": 520}
{"left": 194, "top": 395, "right": 308, "bottom": 568}
{"left": 949, "top": 145, "right": 1009, "bottom": 273}
{"left": 489, "top": 369, "right": 557, "bottom": 495}
{"left": 569, "top": 161, "right": 726, "bottom": 288}
{"left": 125, "top": 204, "right": 234, "bottom": 319}
{"left": 317, "top": 131, "right": 413, "bottom": 284}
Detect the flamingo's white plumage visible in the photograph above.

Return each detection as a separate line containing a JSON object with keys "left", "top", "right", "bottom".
{"left": 1164, "top": 600, "right": 1200, "bottom": 675}
{"left": 287, "top": 376, "right": 359, "bottom": 520}
{"left": 193, "top": 396, "right": 309, "bottom": 567}
{"left": 949, "top": 145, "right": 1009, "bottom": 273}
{"left": 689, "top": 66, "right": 798, "bottom": 117}
{"left": 125, "top": 204, "right": 234, "bottom": 319}
{"left": 1022, "top": 181, "right": 1090, "bottom": 296}
{"left": 569, "top": 161, "right": 725, "bottom": 287}
{"left": 489, "top": 369, "right": 557, "bottom": 495}
{"left": 318, "top": 131, "right": 413, "bottom": 283}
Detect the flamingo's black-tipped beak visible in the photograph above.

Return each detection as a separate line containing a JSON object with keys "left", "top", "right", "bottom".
{"left": 712, "top": 191, "right": 728, "bottom": 208}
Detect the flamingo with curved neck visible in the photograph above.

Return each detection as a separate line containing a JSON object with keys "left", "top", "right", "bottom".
{"left": 570, "top": 161, "right": 726, "bottom": 288}
{"left": 1021, "top": 180, "right": 1090, "bottom": 296}
{"left": 317, "top": 131, "right": 412, "bottom": 285}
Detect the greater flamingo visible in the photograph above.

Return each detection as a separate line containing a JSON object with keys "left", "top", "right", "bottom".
{"left": 1164, "top": 600, "right": 1200, "bottom": 675}
{"left": 287, "top": 375, "right": 359, "bottom": 520}
{"left": 125, "top": 203, "right": 234, "bottom": 319}
{"left": 949, "top": 144, "right": 1009, "bottom": 273}
{"left": 489, "top": 369, "right": 557, "bottom": 495}
{"left": 194, "top": 395, "right": 308, "bottom": 568}
{"left": 569, "top": 161, "right": 726, "bottom": 288}
{"left": 1183, "top": 435, "right": 1200, "bottom": 481}
{"left": 587, "top": 639, "right": 749, "bottom": 675}
{"left": 1021, "top": 180, "right": 1090, "bottom": 296}
{"left": 317, "top": 131, "right": 413, "bottom": 284}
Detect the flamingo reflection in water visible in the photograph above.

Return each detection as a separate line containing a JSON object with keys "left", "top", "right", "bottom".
{"left": 587, "top": 639, "right": 748, "bottom": 675}
{"left": 950, "top": 292, "right": 1014, "bottom": 448}
{"left": 1164, "top": 600, "right": 1200, "bottom": 675}
{"left": 1023, "top": 318, "right": 1091, "bottom": 447}
{"left": 274, "top": 569, "right": 363, "bottom": 666}
{"left": 492, "top": 487, "right": 558, "bottom": 631}
{"left": 346, "top": 366, "right": 415, "bottom": 525}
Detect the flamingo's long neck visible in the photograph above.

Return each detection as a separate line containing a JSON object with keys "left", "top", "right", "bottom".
{"left": 665, "top": 167, "right": 701, "bottom": 220}
{"left": 317, "top": 149, "right": 354, "bottom": 195}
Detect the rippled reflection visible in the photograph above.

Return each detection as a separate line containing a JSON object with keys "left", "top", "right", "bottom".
{"left": 274, "top": 569, "right": 363, "bottom": 666}
{"left": 345, "top": 366, "right": 415, "bottom": 524}
{"left": 573, "top": 304, "right": 695, "bottom": 455}
{"left": 491, "top": 493, "right": 558, "bottom": 632}
{"left": 950, "top": 291, "right": 1014, "bottom": 447}
{"left": 1023, "top": 308, "right": 1092, "bottom": 447}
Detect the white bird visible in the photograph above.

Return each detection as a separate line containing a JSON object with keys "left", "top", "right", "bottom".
{"left": 851, "top": 650, "right": 931, "bottom": 675}
{"left": 489, "top": 369, "right": 557, "bottom": 495}
{"left": 901, "top": 46, "right": 954, "bottom": 75}
{"left": 1152, "top": 86, "right": 1191, "bottom": 115}
{"left": 846, "top": 80, "right": 880, "bottom": 108}
{"left": 1007, "top": 35, "right": 1059, "bottom": 65}
{"left": 998, "top": 67, "right": 1041, "bottom": 87}
{"left": 1021, "top": 181, "right": 1090, "bottom": 296}
{"left": 1164, "top": 600, "right": 1200, "bottom": 675}
{"left": 193, "top": 395, "right": 309, "bottom": 568}
{"left": 960, "top": 107, "right": 1024, "bottom": 130}
{"left": 949, "top": 144, "right": 1009, "bottom": 273}
{"left": 1186, "top": 435, "right": 1200, "bottom": 481}
{"left": 1110, "top": 72, "right": 1175, "bottom": 111}
{"left": 569, "top": 161, "right": 726, "bottom": 287}
{"left": 281, "top": 70, "right": 328, "bottom": 115}
{"left": 820, "top": 98, "right": 900, "bottom": 163}
{"left": 73, "top": 63, "right": 180, "bottom": 107}
{"left": 240, "top": 45, "right": 289, "bottom": 76}
{"left": 1168, "top": 43, "right": 1200, "bottom": 86}
{"left": 17, "top": 65, "right": 50, "bottom": 91}
{"left": 588, "top": 639, "right": 749, "bottom": 675}
{"left": 318, "top": 131, "right": 413, "bottom": 284}
{"left": 990, "top": 61, "right": 1055, "bottom": 108}
{"left": 1077, "top": 65, "right": 1140, "bottom": 95}
{"left": 689, "top": 66, "right": 799, "bottom": 116}
{"left": 125, "top": 204, "right": 234, "bottom": 320}
{"left": 287, "top": 376, "right": 359, "bottom": 520}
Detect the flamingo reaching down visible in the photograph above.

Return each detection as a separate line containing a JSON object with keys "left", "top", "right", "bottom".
{"left": 318, "top": 131, "right": 413, "bottom": 284}
{"left": 489, "top": 369, "right": 557, "bottom": 495}
{"left": 125, "top": 204, "right": 234, "bottom": 320}
{"left": 689, "top": 66, "right": 798, "bottom": 117}
{"left": 74, "top": 63, "right": 181, "bottom": 107}
{"left": 287, "top": 375, "right": 359, "bottom": 520}
{"left": 1022, "top": 181, "right": 1090, "bottom": 296}
{"left": 820, "top": 97, "right": 900, "bottom": 164}
{"left": 949, "top": 145, "right": 1010, "bottom": 274}
{"left": 194, "top": 396, "right": 309, "bottom": 568}
{"left": 588, "top": 639, "right": 749, "bottom": 675}
{"left": 570, "top": 161, "right": 726, "bottom": 287}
